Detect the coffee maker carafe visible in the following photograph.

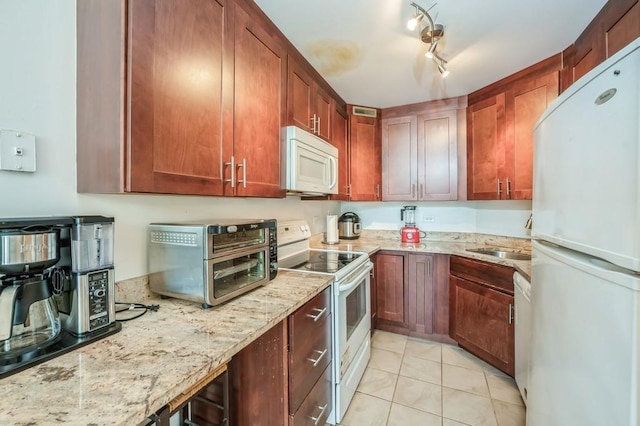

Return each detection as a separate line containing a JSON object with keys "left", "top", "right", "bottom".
{"left": 0, "top": 226, "right": 63, "bottom": 358}
{"left": 400, "top": 206, "right": 423, "bottom": 243}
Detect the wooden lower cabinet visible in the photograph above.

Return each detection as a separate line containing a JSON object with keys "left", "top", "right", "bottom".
{"left": 375, "top": 252, "right": 406, "bottom": 331}
{"left": 229, "top": 320, "right": 288, "bottom": 425}
{"left": 374, "top": 251, "right": 453, "bottom": 342}
{"left": 449, "top": 256, "right": 515, "bottom": 376}
{"left": 288, "top": 288, "right": 332, "bottom": 426}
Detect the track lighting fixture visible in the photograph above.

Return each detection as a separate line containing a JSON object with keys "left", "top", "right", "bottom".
{"left": 407, "top": 2, "right": 449, "bottom": 77}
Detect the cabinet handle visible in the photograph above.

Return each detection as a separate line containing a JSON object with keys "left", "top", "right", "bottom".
{"left": 311, "top": 114, "right": 318, "bottom": 134}
{"left": 224, "top": 156, "right": 236, "bottom": 188}
{"left": 420, "top": 183, "right": 424, "bottom": 199}
{"left": 412, "top": 184, "right": 416, "bottom": 198}
{"left": 506, "top": 178, "right": 511, "bottom": 199}
{"left": 237, "top": 158, "right": 247, "bottom": 188}
{"left": 310, "top": 403, "right": 328, "bottom": 425}
{"left": 375, "top": 184, "right": 380, "bottom": 199}
{"left": 306, "top": 307, "right": 327, "bottom": 322}
{"left": 497, "top": 178, "right": 502, "bottom": 198}
{"left": 307, "top": 348, "right": 328, "bottom": 367}
{"left": 317, "top": 116, "right": 321, "bottom": 135}
{"left": 508, "top": 303, "right": 515, "bottom": 324}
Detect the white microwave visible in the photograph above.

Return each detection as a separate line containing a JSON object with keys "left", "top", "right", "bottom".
{"left": 281, "top": 126, "right": 338, "bottom": 196}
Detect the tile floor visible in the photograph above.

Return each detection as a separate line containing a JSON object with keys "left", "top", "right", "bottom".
{"left": 339, "top": 330, "right": 525, "bottom": 426}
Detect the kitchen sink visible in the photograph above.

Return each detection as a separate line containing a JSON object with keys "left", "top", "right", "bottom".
{"left": 466, "top": 247, "right": 532, "bottom": 261}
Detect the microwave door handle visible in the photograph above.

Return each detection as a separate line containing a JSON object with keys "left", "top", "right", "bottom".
{"left": 338, "top": 262, "right": 373, "bottom": 293}
{"left": 328, "top": 156, "right": 337, "bottom": 189}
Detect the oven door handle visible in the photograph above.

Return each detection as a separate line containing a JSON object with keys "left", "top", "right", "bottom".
{"left": 337, "top": 261, "right": 373, "bottom": 294}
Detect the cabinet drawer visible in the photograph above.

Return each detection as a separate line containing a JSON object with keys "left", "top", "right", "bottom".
{"left": 450, "top": 256, "right": 514, "bottom": 294}
{"left": 290, "top": 287, "right": 331, "bottom": 341}
{"left": 289, "top": 314, "right": 332, "bottom": 413}
{"left": 290, "top": 363, "right": 332, "bottom": 426}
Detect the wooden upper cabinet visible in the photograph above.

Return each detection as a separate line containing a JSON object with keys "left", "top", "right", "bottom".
{"left": 287, "top": 57, "right": 331, "bottom": 141}
{"left": 77, "top": 0, "right": 286, "bottom": 198}
{"left": 505, "top": 72, "right": 558, "bottom": 200}
{"left": 381, "top": 100, "right": 461, "bottom": 202}
{"left": 381, "top": 116, "right": 418, "bottom": 201}
{"left": 231, "top": 1, "right": 286, "bottom": 198}
{"left": 77, "top": 0, "right": 231, "bottom": 195}
{"left": 417, "top": 111, "right": 458, "bottom": 200}
{"left": 349, "top": 110, "right": 381, "bottom": 201}
{"left": 562, "top": 0, "right": 639, "bottom": 91}
{"left": 468, "top": 66, "right": 559, "bottom": 200}
{"left": 331, "top": 103, "right": 351, "bottom": 200}
{"left": 467, "top": 93, "right": 505, "bottom": 200}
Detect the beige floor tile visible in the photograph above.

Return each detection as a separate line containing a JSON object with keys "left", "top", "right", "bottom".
{"left": 443, "top": 364, "right": 490, "bottom": 397}
{"left": 442, "top": 387, "right": 497, "bottom": 426}
{"left": 400, "top": 354, "right": 442, "bottom": 385}
{"left": 357, "top": 367, "right": 398, "bottom": 401}
{"left": 493, "top": 400, "right": 526, "bottom": 426}
{"left": 443, "top": 419, "right": 470, "bottom": 426}
{"left": 393, "top": 376, "right": 442, "bottom": 416}
{"left": 442, "top": 344, "right": 489, "bottom": 371}
{"left": 405, "top": 338, "right": 442, "bottom": 362}
{"left": 485, "top": 373, "right": 524, "bottom": 406}
{"left": 341, "top": 392, "right": 391, "bottom": 426}
{"left": 387, "top": 403, "right": 442, "bottom": 426}
{"left": 371, "top": 330, "right": 407, "bottom": 354}
{"left": 368, "top": 347, "right": 403, "bottom": 374}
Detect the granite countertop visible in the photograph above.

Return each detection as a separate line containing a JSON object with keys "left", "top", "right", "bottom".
{"left": 311, "top": 230, "right": 532, "bottom": 280}
{"left": 0, "top": 270, "right": 333, "bottom": 426}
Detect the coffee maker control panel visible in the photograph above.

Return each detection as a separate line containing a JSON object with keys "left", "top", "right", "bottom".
{"left": 88, "top": 270, "right": 111, "bottom": 330}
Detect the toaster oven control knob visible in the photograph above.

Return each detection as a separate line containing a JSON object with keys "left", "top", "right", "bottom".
{"left": 227, "top": 225, "right": 237, "bottom": 233}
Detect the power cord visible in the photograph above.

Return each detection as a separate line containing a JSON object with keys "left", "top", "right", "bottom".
{"left": 115, "top": 302, "right": 160, "bottom": 322}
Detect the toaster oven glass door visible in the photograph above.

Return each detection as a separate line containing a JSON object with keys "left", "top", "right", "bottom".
{"left": 210, "top": 249, "right": 267, "bottom": 299}
{"left": 211, "top": 229, "right": 266, "bottom": 254}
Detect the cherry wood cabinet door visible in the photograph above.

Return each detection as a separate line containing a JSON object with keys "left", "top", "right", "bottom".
{"left": 449, "top": 275, "right": 515, "bottom": 376}
{"left": 314, "top": 85, "right": 332, "bottom": 141}
{"left": 417, "top": 111, "right": 458, "bottom": 201}
{"left": 504, "top": 72, "right": 558, "bottom": 200}
{"left": 349, "top": 115, "right": 381, "bottom": 201}
{"left": 381, "top": 116, "right": 418, "bottom": 201}
{"left": 232, "top": 1, "right": 286, "bottom": 198}
{"left": 127, "top": 0, "right": 230, "bottom": 195}
{"left": 467, "top": 93, "right": 506, "bottom": 200}
{"left": 287, "top": 57, "right": 314, "bottom": 133}
{"left": 330, "top": 104, "right": 350, "bottom": 200}
{"left": 230, "top": 320, "right": 288, "bottom": 425}
{"left": 375, "top": 252, "right": 406, "bottom": 327}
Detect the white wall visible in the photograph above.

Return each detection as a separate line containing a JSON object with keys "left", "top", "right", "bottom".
{"left": 0, "top": 1, "right": 531, "bottom": 281}
{"left": 341, "top": 200, "right": 532, "bottom": 238}
{"left": 0, "top": 1, "right": 339, "bottom": 281}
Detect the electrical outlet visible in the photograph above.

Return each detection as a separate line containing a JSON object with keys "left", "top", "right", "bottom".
{"left": 424, "top": 216, "right": 436, "bottom": 223}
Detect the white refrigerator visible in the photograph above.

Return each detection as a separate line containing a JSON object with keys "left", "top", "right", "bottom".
{"left": 529, "top": 37, "right": 640, "bottom": 426}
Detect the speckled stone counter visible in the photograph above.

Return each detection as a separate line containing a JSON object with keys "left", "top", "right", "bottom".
{"left": 312, "top": 230, "right": 532, "bottom": 280}
{"left": 0, "top": 270, "right": 333, "bottom": 426}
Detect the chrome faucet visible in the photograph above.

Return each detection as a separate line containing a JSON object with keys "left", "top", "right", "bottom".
{"left": 525, "top": 214, "right": 533, "bottom": 230}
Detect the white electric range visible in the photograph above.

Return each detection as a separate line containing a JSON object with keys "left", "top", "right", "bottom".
{"left": 277, "top": 220, "right": 372, "bottom": 425}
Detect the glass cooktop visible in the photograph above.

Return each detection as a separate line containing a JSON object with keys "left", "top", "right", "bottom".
{"left": 292, "top": 250, "right": 364, "bottom": 274}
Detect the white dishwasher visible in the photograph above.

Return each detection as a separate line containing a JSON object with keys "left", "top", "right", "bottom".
{"left": 514, "top": 271, "right": 531, "bottom": 405}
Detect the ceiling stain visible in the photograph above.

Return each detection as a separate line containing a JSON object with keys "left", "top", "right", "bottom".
{"left": 307, "top": 40, "right": 362, "bottom": 77}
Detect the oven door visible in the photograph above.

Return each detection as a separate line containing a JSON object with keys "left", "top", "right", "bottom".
{"left": 335, "top": 261, "right": 373, "bottom": 379}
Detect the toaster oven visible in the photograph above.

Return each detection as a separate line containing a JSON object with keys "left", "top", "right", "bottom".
{"left": 148, "top": 219, "right": 277, "bottom": 307}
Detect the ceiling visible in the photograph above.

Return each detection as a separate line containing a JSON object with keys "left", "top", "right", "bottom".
{"left": 254, "top": 0, "right": 608, "bottom": 108}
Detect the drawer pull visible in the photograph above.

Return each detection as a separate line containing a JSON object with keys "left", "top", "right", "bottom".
{"left": 306, "top": 307, "right": 327, "bottom": 322}
{"left": 307, "top": 348, "right": 328, "bottom": 367}
{"left": 310, "top": 403, "right": 328, "bottom": 425}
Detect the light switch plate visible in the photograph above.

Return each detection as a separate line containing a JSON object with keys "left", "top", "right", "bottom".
{"left": 0, "top": 129, "right": 36, "bottom": 172}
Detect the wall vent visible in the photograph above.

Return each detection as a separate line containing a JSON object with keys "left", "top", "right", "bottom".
{"left": 352, "top": 106, "right": 377, "bottom": 118}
